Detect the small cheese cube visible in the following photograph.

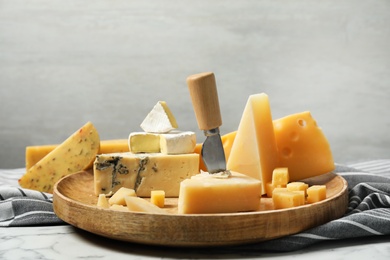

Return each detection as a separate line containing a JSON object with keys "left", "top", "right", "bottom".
{"left": 265, "top": 182, "right": 276, "bottom": 198}
{"left": 178, "top": 171, "right": 262, "bottom": 214}
{"left": 307, "top": 185, "right": 327, "bottom": 203}
{"left": 128, "top": 132, "right": 160, "bottom": 153}
{"left": 125, "top": 196, "right": 166, "bottom": 213}
{"left": 160, "top": 131, "right": 196, "bottom": 154}
{"left": 140, "top": 101, "right": 178, "bottom": 133}
{"left": 272, "top": 167, "right": 289, "bottom": 186}
{"left": 287, "top": 182, "right": 309, "bottom": 196}
{"left": 97, "top": 194, "right": 109, "bottom": 208}
{"left": 151, "top": 190, "right": 165, "bottom": 208}
{"left": 108, "top": 187, "right": 137, "bottom": 206}
{"left": 272, "top": 190, "right": 305, "bottom": 209}
{"left": 109, "top": 204, "right": 130, "bottom": 212}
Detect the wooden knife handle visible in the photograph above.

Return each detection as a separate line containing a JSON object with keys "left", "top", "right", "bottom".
{"left": 186, "top": 72, "right": 222, "bottom": 131}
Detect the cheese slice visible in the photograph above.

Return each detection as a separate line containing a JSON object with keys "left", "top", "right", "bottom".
{"left": 140, "top": 101, "right": 178, "bottom": 133}
{"left": 94, "top": 152, "right": 199, "bottom": 197}
{"left": 160, "top": 131, "right": 196, "bottom": 154}
{"left": 128, "top": 132, "right": 160, "bottom": 153}
{"left": 273, "top": 111, "right": 335, "bottom": 181}
{"left": 19, "top": 122, "right": 100, "bottom": 193}
{"left": 26, "top": 139, "right": 129, "bottom": 170}
{"left": 178, "top": 171, "right": 262, "bottom": 214}
{"left": 226, "top": 93, "right": 279, "bottom": 194}
{"left": 125, "top": 196, "right": 166, "bottom": 213}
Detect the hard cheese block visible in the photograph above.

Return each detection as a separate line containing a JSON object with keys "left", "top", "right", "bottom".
{"left": 226, "top": 93, "right": 279, "bottom": 194}
{"left": 273, "top": 111, "right": 335, "bottom": 181}
{"left": 19, "top": 122, "right": 100, "bottom": 193}
{"left": 178, "top": 171, "right": 262, "bottom": 214}
{"left": 94, "top": 152, "right": 199, "bottom": 197}
{"left": 26, "top": 139, "right": 128, "bottom": 170}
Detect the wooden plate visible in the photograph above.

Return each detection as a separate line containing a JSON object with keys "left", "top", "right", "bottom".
{"left": 53, "top": 170, "right": 348, "bottom": 247}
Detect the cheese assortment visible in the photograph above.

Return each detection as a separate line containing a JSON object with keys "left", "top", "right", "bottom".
{"left": 94, "top": 101, "right": 199, "bottom": 198}
{"left": 19, "top": 122, "right": 100, "bottom": 193}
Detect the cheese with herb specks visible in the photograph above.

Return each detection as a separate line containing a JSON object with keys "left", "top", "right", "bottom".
{"left": 19, "top": 121, "right": 100, "bottom": 193}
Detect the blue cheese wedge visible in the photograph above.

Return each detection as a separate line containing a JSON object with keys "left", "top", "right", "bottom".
{"left": 93, "top": 152, "right": 199, "bottom": 197}
{"left": 140, "top": 101, "right": 178, "bottom": 133}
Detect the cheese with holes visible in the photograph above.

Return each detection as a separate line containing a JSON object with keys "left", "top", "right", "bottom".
{"left": 226, "top": 93, "right": 279, "bottom": 194}
{"left": 26, "top": 139, "right": 129, "bottom": 170}
{"left": 128, "top": 132, "right": 160, "bottom": 153}
{"left": 94, "top": 152, "right": 199, "bottom": 197}
{"left": 178, "top": 171, "right": 262, "bottom": 214}
{"left": 160, "top": 131, "right": 196, "bottom": 154}
{"left": 140, "top": 101, "right": 178, "bottom": 133}
{"left": 273, "top": 111, "right": 335, "bottom": 181}
{"left": 19, "top": 122, "right": 100, "bottom": 193}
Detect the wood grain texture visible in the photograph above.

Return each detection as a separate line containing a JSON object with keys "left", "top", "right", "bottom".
{"left": 187, "top": 72, "right": 222, "bottom": 130}
{"left": 53, "top": 170, "right": 348, "bottom": 247}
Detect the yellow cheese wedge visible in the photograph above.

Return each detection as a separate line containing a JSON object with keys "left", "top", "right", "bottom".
{"left": 125, "top": 196, "right": 166, "bottom": 213}
{"left": 19, "top": 122, "right": 100, "bottom": 193}
{"left": 178, "top": 171, "right": 262, "bottom": 214}
{"left": 25, "top": 139, "right": 129, "bottom": 170}
{"left": 226, "top": 93, "right": 279, "bottom": 194}
{"left": 273, "top": 111, "right": 335, "bottom": 181}
{"left": 94, "top": 152, "right": 199, "bottom": 197}
{"left": 108, "top": 187, "right": 137, "bottom": 206}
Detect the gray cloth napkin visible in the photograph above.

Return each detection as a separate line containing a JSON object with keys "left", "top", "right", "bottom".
{"left": 1, "top": 160, "right": 390, "bottom": 251}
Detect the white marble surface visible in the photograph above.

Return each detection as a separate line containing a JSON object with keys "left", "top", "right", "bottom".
{"left": 1, "top": 0, "right": 390, "bottom": 168}
{"left": 0, "top": 225, "right": 389, "bottom": 259}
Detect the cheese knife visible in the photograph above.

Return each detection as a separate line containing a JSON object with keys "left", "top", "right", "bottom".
{"left": 186, "top": 72, "right": 227, "bottom": 174}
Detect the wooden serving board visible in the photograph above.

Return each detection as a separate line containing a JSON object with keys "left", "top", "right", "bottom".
{"left": 53, "top": 170, "right": 348, "bottom": 247}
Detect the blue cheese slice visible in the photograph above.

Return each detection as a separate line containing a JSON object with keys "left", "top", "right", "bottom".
{"left": 140, "top": 101, "right": 178, "bottom": 133}
{"left": 93, "top": 152, "right": 199, "bottom": 197}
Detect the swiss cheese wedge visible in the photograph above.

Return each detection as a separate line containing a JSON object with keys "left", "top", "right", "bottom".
{"left": 226, "top": 93, "right": 279, "bottom": 194}
{"left": 273, "top": 111, "right": 335, "bottom": 181}
{"left": 19, "top": 122, "right": 100, "bottom": 193}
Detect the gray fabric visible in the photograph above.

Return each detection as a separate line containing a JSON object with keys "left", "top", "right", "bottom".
{"left": 0, "top": 160, "right": 390, "bottom": 251}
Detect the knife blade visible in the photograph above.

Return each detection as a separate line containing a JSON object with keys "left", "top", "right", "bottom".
{"left": 186, "top": 72, "right": 227, "bottom": 174}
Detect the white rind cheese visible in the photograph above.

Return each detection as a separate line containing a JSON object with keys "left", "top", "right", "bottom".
{"left": 93, "top": 152, "right": 199, "bottom": 197}
{"left": 140, "top": 101, "right": 178, "bottom": 133}
{"left": 160, "top": 131, "right": 196, "bottom": 154}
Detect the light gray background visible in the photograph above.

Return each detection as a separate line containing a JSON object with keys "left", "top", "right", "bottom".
{"left": 1, "top": 0, "right": 389, "bottom": 169}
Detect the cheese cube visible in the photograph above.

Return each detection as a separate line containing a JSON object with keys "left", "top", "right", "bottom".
{"left": 178, "top": 171, "right": 262, "bottom": 214}
{"left": 265, "top": 182, "right": 283, "bottom": 198}
{"left": 94, "top": 152, "right": 199, "bottom": 197}
{"left": 307, "top": 185, "right": 327, "bottom": 203}
{"left": 160, "top": 131, "right": 196, "bottom": 154}
{"left": 97, "top": 194, "right": 109, "bottom": 208}
{"left": 140, "top": 101, "right": 178, "bottom": 133}
{"left": 287, "top": 182, "right": 309, "bottom": 196}
{"left": 272, "top": 167, "right": 289, "bottom": 186}
{"left": 108, "top": 187, "right": 137, "bottom": 206}
{"left": 19, "top": 122, "right": 100, "bottom": 193}
{"left": 151, "top": 190, "right": 165, "bottom": 208}
{"left": 273, "top": 190, "right": 305, "bottom": 209}
{"left": 128, "top": 132, "right": 161, "bottom": 153}
{"left": 125, "top": 196, "right": 166, "bottom": 213}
